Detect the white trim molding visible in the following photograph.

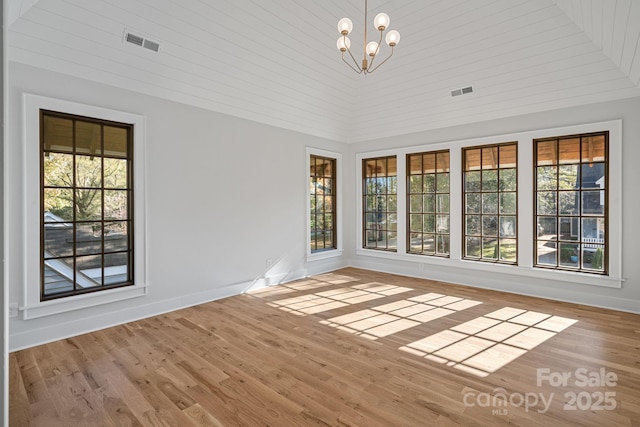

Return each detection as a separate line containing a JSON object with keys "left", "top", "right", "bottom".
{"left": 21, "top": 94, "right": 148, "bottom": 319}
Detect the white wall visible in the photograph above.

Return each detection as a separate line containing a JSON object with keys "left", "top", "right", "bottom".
{"left": 6, "top": 62, "right": 348, "bottom": 351}
{"left": 346, "top": 96, "right": 640, "bottom": 314}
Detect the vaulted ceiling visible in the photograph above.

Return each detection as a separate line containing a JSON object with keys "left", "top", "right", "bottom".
{"left": 7, "top": 0, "right": 640, "bottom": 143}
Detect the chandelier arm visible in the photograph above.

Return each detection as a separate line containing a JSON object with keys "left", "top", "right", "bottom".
{"left": 342, "top": 52, "right": 364, "bottom": 74}
{"left": 368, "top": 47, "right": 394, "bottom": 73}
{"left": 344, "top": 43, "right": 363, "bottom": 72}
{"left": 367, "top": 30, "right": 385, "bottom": 70}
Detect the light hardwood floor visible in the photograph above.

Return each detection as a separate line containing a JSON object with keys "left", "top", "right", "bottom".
{"left": 10, "top": 268, "right": 640, "bottom": 426}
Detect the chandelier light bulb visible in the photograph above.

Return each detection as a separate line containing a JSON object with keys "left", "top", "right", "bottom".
{"left": 385, "top": 30, "right": 401, "bottom": 46}
{"left": 374, "top": 13, "right": 390, "bottom": 31}
{"left": 337, "top": 36, "right": 351, "bottom": 52}
{"left": 337, "top": 17, "right": 353, "bottom": 35}
{"left": 366, "top": 41, "right": 379, "bottom": 57}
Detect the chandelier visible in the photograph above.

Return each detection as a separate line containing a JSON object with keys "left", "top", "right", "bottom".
{"left": 336, "top": 0, "right": 401, "bottom": 74}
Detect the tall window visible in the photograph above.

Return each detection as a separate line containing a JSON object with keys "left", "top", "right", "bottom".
{"left": 534, "top": 132, "right": 607, "bottom": 273}
{"left": 407, "top": 150, "right": 450, "bottom": 256}
{"left": 363, "top": 156, "right": 397, "bottom": 251}
{"left": 463, "top": 143, "right": 517, "bottom": 263}
{"left": 310, "top": 155, "right": 337, "bottom": 252}
{"left": 41, "top": 110, "right": 134, "bottom": 300}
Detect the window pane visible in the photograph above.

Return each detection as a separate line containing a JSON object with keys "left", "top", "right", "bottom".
{"left": 43, "top": 115, "right": 73, "bottom": 154}
{"left": 558, "top": 165, "right": 579, "bottom": 190}
{"left": 559, "top": 191, "right": 579, "bottom": 215}
{"left": 423, "top": 174, "right": 435, "bottom": 193}
{"left": 436, "top": 194, "right": 449, "bottom": 213}
{"left": 409, "top": 195, "right": 422, "bottom": 213}
{"left": 422, "top": 154, "right": 435, "bottom": 173}
{"left": 44, "top": 188, "right": 74, "bottom": 222}
{"left": 75, "top": 189, "right": 102, "bottom": 220}
{"left": 482, "top": 147, "right": 498, "bottom": 169}
{"left": 43, "top": 257, "right": 75, "bottom": 296}
{"left": 466, "top": 215, "right": 481, "bottom": 235}
{"left": 436, "top": 173, "right": 449, "bottom": 193}
{"left": 104, "top": 126, "right": 128, "bottom": 158}
{"left": 500, "top": 216, "right": 516, "bottom": 237}
{"left": 436, "top": 152, "right": 449, "bottom": 172}
{"left": 76, "top": 222, "right": 103, "bottom": 256}
{"left": 466, "top": 237, "right": 481, "bottom": 257}
{"left": 465, "top": 171, "right": 481, "bottom": 191}
{"left": 76, "top": 155, "right": 102, "bottom": 188}
{"left": 466, "top": 193, "right": 481, "bottom": 214}
{"left": 410, "top": 214, "right": 422, "bottom": 233}
{"left": 104, "top": 158, "right": 128, "bottom": 189}
{"left": 76, "top": 255, "right": 103, "bottom": 288}
{"left": 105, "top": 221, "right": 129, "bottom": 252}
{"left": 499, "top": 168, "right": 517, "bottom": 191}
{"left": 581, "top": 163, "right": 605, "bottom": 189}
{"left": 537, "top": 217, "right": 556, "bottom": 239}
{"left": 44, "top": 223, "right": 73, "bottom": 258}
{"left": 582, "top": 217, "right": 604, "bottom": 240}
{"left": 537, "top": 240, "right": 557, "bottom": 266}
{"left": 75, "top": 121, "right": 102, "bottom": 157}
{"left": 481, "top": 170, "right": 497, "bottom": 191}
{"left": 499, "top": 239, "right": 517, "bottom": 262}
{"left": 423, "top": 194, "right": 435, "bottom": 212}
{"left": 537, "top": 140, "right": 556, "bottom": 166}
{"left": 499, "top": 192, "right": 516, "bottom": 214}
{"left": 482, "top": 193, "right": 498, "bottom": 214}
{"left": 559, "top": 217, "right": 579, "bottom": 241}
{"left": 423, "top": 235, "right": 435, "bottom": 253}
{"left": 537, "top": 192, "right": 557, "bottom": 215}
{"left": 483, "top": 238, "right": 497, "bottom": 259}
{"left": 559, "top": 242, "right": 579, "bottom": 267}
{"left": 558, "top": 138, "right": 580, "bottom": 164}
{"left": 409, "top": 175, "right": 422, "bottom": 193}
{"left": 436, "top": 215, "right": 450, "bottom": 233}
{"left": 499, "top": 144, "right": 517, "bottom": 168}
{"left": 466, "top": 149, "right": 481, "bottom": 171}
{"left": 582, "top": 191, "right": 604, "bottom": 215}
{"left": 44, "top": 152, "right": 73, "bottom": 187}
{"left": 423, "top": 214, "right": 435, "bottom": 233}
{"left": 408, "top": 155, "right": 422, "bottom": 174}
{"left": 436, "top": 235, "right": 449, "bottom": 255}
{"left": 582, "top": 135, "right": 606, "bottom": 163}
{"left": 537, "top": 166, "right": 557, "bottom": 190}
{"left": 483, "top": 216, "right": 498, "bottom": 237}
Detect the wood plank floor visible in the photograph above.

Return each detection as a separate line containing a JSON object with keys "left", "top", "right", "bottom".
{"left": 9, "top": 267, "right": 640, "bottom": 426}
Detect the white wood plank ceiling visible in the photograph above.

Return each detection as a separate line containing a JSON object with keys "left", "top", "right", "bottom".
{"left": 7, "top": 0, "right": 640, "bottom": 143}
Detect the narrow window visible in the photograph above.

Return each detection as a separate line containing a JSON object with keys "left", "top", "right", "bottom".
{"left": 407, "top": 150, "right": 450, "bottom": 256}
{"left": 41, "top": 110, "right": 134, "bottom": 300}
{"left": 310, "top": 155, "right": 337, "bottom": 252}
{"left": 534, "top": 132, "right": 607, "bottom": 273}
{"left": 463, "top": 143, "right": 518, "bottom": 263}
{"left": 363, "top": 156, "right": 397, "bottom": 251}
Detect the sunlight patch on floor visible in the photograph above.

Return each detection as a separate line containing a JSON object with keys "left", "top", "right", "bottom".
{"left": 319, "top": 294, "right": 482, "bottom": 340}
{"left": 399, "top": 308, "right": 577, "bottom": 377}
{"left": 265, "top": 282, "right": 414, "bottom": 316}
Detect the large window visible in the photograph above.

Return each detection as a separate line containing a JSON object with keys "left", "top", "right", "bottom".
{"left": 463, "top": 143, "right": 517, "bottom": 263}
{"left": 534, "top": 132, "right": 607, "bottom": 273}
{"left": 310, "top": 155, "right": 336, "bottom": 252}
{"left": 363, "top": 156, "right": 397, "bottom": 251}
{"left": 407, "top": 150, "right": 450, "bottom": 256}
{"left": 41, "top": 110, "right": 134, "bottom": 300}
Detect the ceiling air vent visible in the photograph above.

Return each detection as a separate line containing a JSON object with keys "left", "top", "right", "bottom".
{"left": 124, "top": 31, "right": 160, "bottom": 53}
{"left": 451, "top": 86, "right": 474, "bottom": 97}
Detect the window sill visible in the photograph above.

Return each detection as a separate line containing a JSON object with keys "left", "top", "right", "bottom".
{"left": 356, "top": 249, "right": 623, "bottom": 289}
{"left": 20, "top": 285, "right": 148, "bottom": 319}
{"left": 307, "top": 249, "right": 344, "bottom": 262}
